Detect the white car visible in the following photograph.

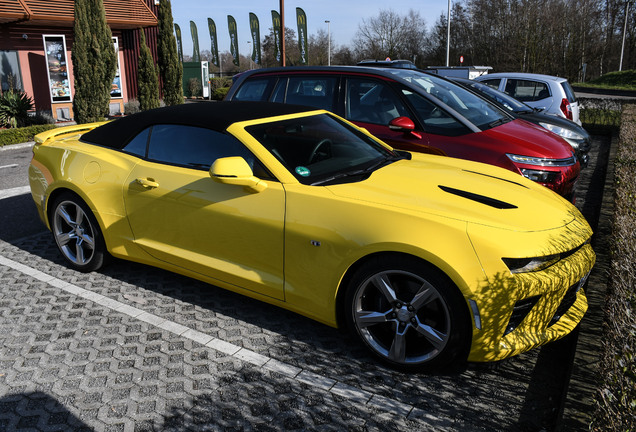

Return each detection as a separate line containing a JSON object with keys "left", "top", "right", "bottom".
{"left": 474, "top": 73, "right": 581, "bottom": 125}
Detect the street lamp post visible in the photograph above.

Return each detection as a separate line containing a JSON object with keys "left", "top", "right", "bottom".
{"left": 325, "top": 20, "right": 331, "bottom": 66}
{"left": 619, "top": 0, "right": 633, "bottom": 71}
{"left": 446, "top": 0, "right": 451, "bottom": 67}
{"left": 247, "top": 41, "right": 253, "bottom": 70}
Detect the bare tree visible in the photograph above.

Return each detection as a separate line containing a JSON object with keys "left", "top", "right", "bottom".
{"left": 308, "top": 28, "right": 332, "bottom": 65}
{"left": 352, "top": 9, "right": 428, "bottom": 63}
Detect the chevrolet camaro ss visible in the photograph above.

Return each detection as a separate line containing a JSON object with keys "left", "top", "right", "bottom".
{"left": 28, "top": 102, "right": 595, "bottom": 370}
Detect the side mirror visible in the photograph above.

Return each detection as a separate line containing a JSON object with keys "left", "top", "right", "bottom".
{"left": 210, "top": 157, "right": 267, "bottom": 193}
{"left": 388, "top": 116, "right": 422, "bottom": 139}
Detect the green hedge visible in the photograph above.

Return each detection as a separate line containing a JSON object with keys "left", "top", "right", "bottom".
{"left": 579, "top": 97, "right": 623, "bottom": 134}
{"left": 592, "top": 103, "right": 636, "bottom": 432}
{"left": 0, "top": 124, "right": 57, "bottom": 147}
{"left": 213, "top": 87, "right": 229, "bottom": 101}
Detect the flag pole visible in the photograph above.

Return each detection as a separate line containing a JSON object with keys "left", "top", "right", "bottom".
{"left": 280, "top": 0, "right": 286, "bottom": 66}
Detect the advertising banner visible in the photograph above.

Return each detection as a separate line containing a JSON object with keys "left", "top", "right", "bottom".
{"left": 174, "top": 23, "right": 183, "bottom": 62}
{"left": 296, "top": 8, "right": 308, "bottom": 65}
{"left": 42, "top": 35, "right": 71, "bottom": 103}
{"left": 207, "top": 18, "right": 220, "bottom": 67}
{"left": 190, "top": 20, "right": 200, "bottom": 62}
{"left": 228, "top": 15, "right": 240, "bottom": 66}
{"left": 271, "top": 10, "right": 282, "bottom": 63}
{"left": 249, "top": 13, "right": 261, "bottom": 65}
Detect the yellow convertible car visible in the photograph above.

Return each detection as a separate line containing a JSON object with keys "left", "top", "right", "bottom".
{"left": 29, "top": 102, "right": 595, "bottom": 370}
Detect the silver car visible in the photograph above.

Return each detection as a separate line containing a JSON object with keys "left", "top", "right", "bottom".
{"left": 474, "top": 72, "right": 581, "bottom": 125}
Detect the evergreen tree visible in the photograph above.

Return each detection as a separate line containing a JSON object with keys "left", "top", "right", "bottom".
{"left": 137, "top": 30, "right": 160, "bottom": 111}
{"left": 157, "top": 0, "right": 183, "bottom": 105}
{"left": 72, "top": 0, "right": 117, "bottom": 124}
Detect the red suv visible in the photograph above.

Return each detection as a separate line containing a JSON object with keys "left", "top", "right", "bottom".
{"left": 226, "top": 66, "right": 580, "bottom": 200}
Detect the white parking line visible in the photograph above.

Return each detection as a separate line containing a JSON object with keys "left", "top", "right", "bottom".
{"left": 0, "top": 164, "right": 18, "bottom": 169}
{"left": 0, "top": 253, "right": 416, "bottom": 417}
{"left": 0, "top": 186, "right": 31, "bottom": 200}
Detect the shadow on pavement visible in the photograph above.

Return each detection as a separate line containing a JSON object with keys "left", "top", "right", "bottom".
{"left": 0, "top": 392, "right": 91, "bottom": 431}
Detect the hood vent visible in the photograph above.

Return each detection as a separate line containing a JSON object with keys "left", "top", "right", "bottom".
{"left": 439, "top": 185, "right": 518, "bottom": 209}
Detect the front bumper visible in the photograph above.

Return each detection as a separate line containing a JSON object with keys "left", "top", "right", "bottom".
{"left": 467, "top": 234, "right": 595, "bottom": 362}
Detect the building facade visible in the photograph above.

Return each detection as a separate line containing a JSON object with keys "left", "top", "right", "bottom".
{"left": 0, "top": 0, "right": 159, "bottom": 121}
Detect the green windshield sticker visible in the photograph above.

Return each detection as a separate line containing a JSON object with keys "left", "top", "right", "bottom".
{"left": 295, "top": 166, "right": 310, "bottom": 177}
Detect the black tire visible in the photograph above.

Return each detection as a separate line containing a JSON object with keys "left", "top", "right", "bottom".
{"left": 345, "top": 255, "right": 470, "bottom": 371}
{"left": 49, "top": 192, "right": 109, "bottom": 272}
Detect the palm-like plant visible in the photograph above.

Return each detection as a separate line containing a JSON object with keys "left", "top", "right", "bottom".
{"left": 0, "top": 90, "right": 34, "bottom": 128}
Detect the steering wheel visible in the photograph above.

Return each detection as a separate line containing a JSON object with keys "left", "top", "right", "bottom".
{"left": 307, "top": 138, "right": 332, "bottom": 164}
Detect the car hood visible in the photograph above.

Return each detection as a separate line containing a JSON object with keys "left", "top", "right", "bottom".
{"left": 325, "top": 153, "right": 577, "bottom": 232}
{"left": 482, "top": 119, "right": 575, "bottom": 159}
{"left": 517, "top": 112, "right": 589, "bottom": 137}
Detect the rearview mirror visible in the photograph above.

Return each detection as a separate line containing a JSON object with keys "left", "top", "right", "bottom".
{"left": 389, "top": 116, "right": 415, "bottom": 131}
{"left": 210, "top": 157, "right": 267, "bottom": 193}
{"left": 389, "top": 116, "right": 422, "bottom": 139}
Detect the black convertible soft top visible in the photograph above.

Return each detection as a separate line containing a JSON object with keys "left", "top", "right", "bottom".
{"left": 81, "top": 101, "right": 318, "bottom": 150}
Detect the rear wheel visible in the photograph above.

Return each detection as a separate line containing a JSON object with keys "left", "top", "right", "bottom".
{"left": 50, "top": 193, "right": 108, "bottom": 272}
{"left": 345, "top": 256, "right": 470, "bottom": 370}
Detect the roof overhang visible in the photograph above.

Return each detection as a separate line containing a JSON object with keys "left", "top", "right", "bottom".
{"left": 0, "top": 0, "right": 157, "bottom": 28}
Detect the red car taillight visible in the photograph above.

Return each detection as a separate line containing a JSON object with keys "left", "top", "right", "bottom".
{"left": 560, "top": 98, "right": 573, "bottom": 120}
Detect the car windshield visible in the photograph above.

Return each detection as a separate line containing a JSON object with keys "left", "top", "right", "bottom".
{"left": 467, "top": 81, "right": 534, "bottom": 114}
{"left": 245, "top": 113, "right": 402, "bottom": 186}
{"left": 386, "top": 69, "right": 510, "bottom": 130}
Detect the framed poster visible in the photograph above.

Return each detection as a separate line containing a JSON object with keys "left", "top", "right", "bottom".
{"left": 43, "top": 35, "right": 71, "bottom": 103}
{"left": 111, "top": 36, "right": 122, "bottom": 99}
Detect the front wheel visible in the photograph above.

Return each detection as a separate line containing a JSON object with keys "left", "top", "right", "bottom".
{"left": 50, "top": 193, "right": 108, "bottom": 272}
{"left": 345, "top": 256, "right": 470, "bottom": 371}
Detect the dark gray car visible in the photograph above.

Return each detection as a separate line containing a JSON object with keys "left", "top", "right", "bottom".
{"left": 451, "top": 77, "right": 590, "bottom": 167}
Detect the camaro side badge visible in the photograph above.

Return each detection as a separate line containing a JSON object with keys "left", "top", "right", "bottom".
{"left": 310, "top": 240, "right": 321, "bottom": 247}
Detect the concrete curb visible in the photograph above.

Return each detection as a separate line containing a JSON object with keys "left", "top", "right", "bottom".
{"left": 0, "top": 141, "right": 35, "bottom": 151}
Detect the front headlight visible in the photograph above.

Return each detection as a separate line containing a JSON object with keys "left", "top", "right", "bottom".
{"left": 519, "top": 168, "right": 560, "bottom": 183}
{"left": 539, "top": 122, "right": 585, "bottom": 140}
{"left": 506, "top": 153, "right": 576, "bottom": 167}
{"left": 502, "top": 254, "right": 561, "bottom": 273}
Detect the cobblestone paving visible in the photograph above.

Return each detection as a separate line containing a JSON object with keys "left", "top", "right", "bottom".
{"left": 0, "top": 136, "right": 610, "bottom": 431}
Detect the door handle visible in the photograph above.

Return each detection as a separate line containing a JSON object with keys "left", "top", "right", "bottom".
{"left": 136, "top": 178, "right": 159, "bottom": 189}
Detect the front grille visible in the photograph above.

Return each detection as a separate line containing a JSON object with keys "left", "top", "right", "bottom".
{"left": 548, "top": 278, "right": 585, "bottom": 327}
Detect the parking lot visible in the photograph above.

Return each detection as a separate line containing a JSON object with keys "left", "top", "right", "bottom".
{"left": 0, "top": 134, "right": 612, "bottom": 431}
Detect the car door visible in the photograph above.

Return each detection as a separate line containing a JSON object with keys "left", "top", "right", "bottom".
{"left": 122, "top": 124, "right": 286, "bottom": 300}
{"left": 343, "top": 77, "right": 445, "bottom": 155}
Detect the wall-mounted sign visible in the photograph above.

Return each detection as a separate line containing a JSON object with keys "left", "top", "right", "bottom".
{"left": 111, "top": 36, "right": 122, "bottom": 99}
{"left": 43, "top": 35, "right": 71, "bottom": 103}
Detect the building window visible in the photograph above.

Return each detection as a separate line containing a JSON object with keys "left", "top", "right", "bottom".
{"left": 0, "top": 50, "right": 23, "bottom": 92}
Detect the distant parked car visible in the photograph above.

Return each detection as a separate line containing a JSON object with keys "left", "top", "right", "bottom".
{"left": 474, "top": 73, "right": 582, "bottom": 125}
{"left": 451, "top": 77, "right": 590, "bottom": 167}
{"left": 357, "top": 59, "right": 418, "bottom": 69}
{"left": 226, "top": 66, "right": 580, "bottom": 200}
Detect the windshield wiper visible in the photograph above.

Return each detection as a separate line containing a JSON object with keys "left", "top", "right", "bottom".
{"left": 487, "top": 118, "right": 510, "bottom": 128}
{"left": 311, "top": 154, "right": 407, "bottom": 186}
{"left": 310, "top": 169, "right": 368, "bottom": 186}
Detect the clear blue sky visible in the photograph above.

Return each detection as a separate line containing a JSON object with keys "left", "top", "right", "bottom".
{"left": 170, "top": 0, "right": 450, "bottom": 60}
